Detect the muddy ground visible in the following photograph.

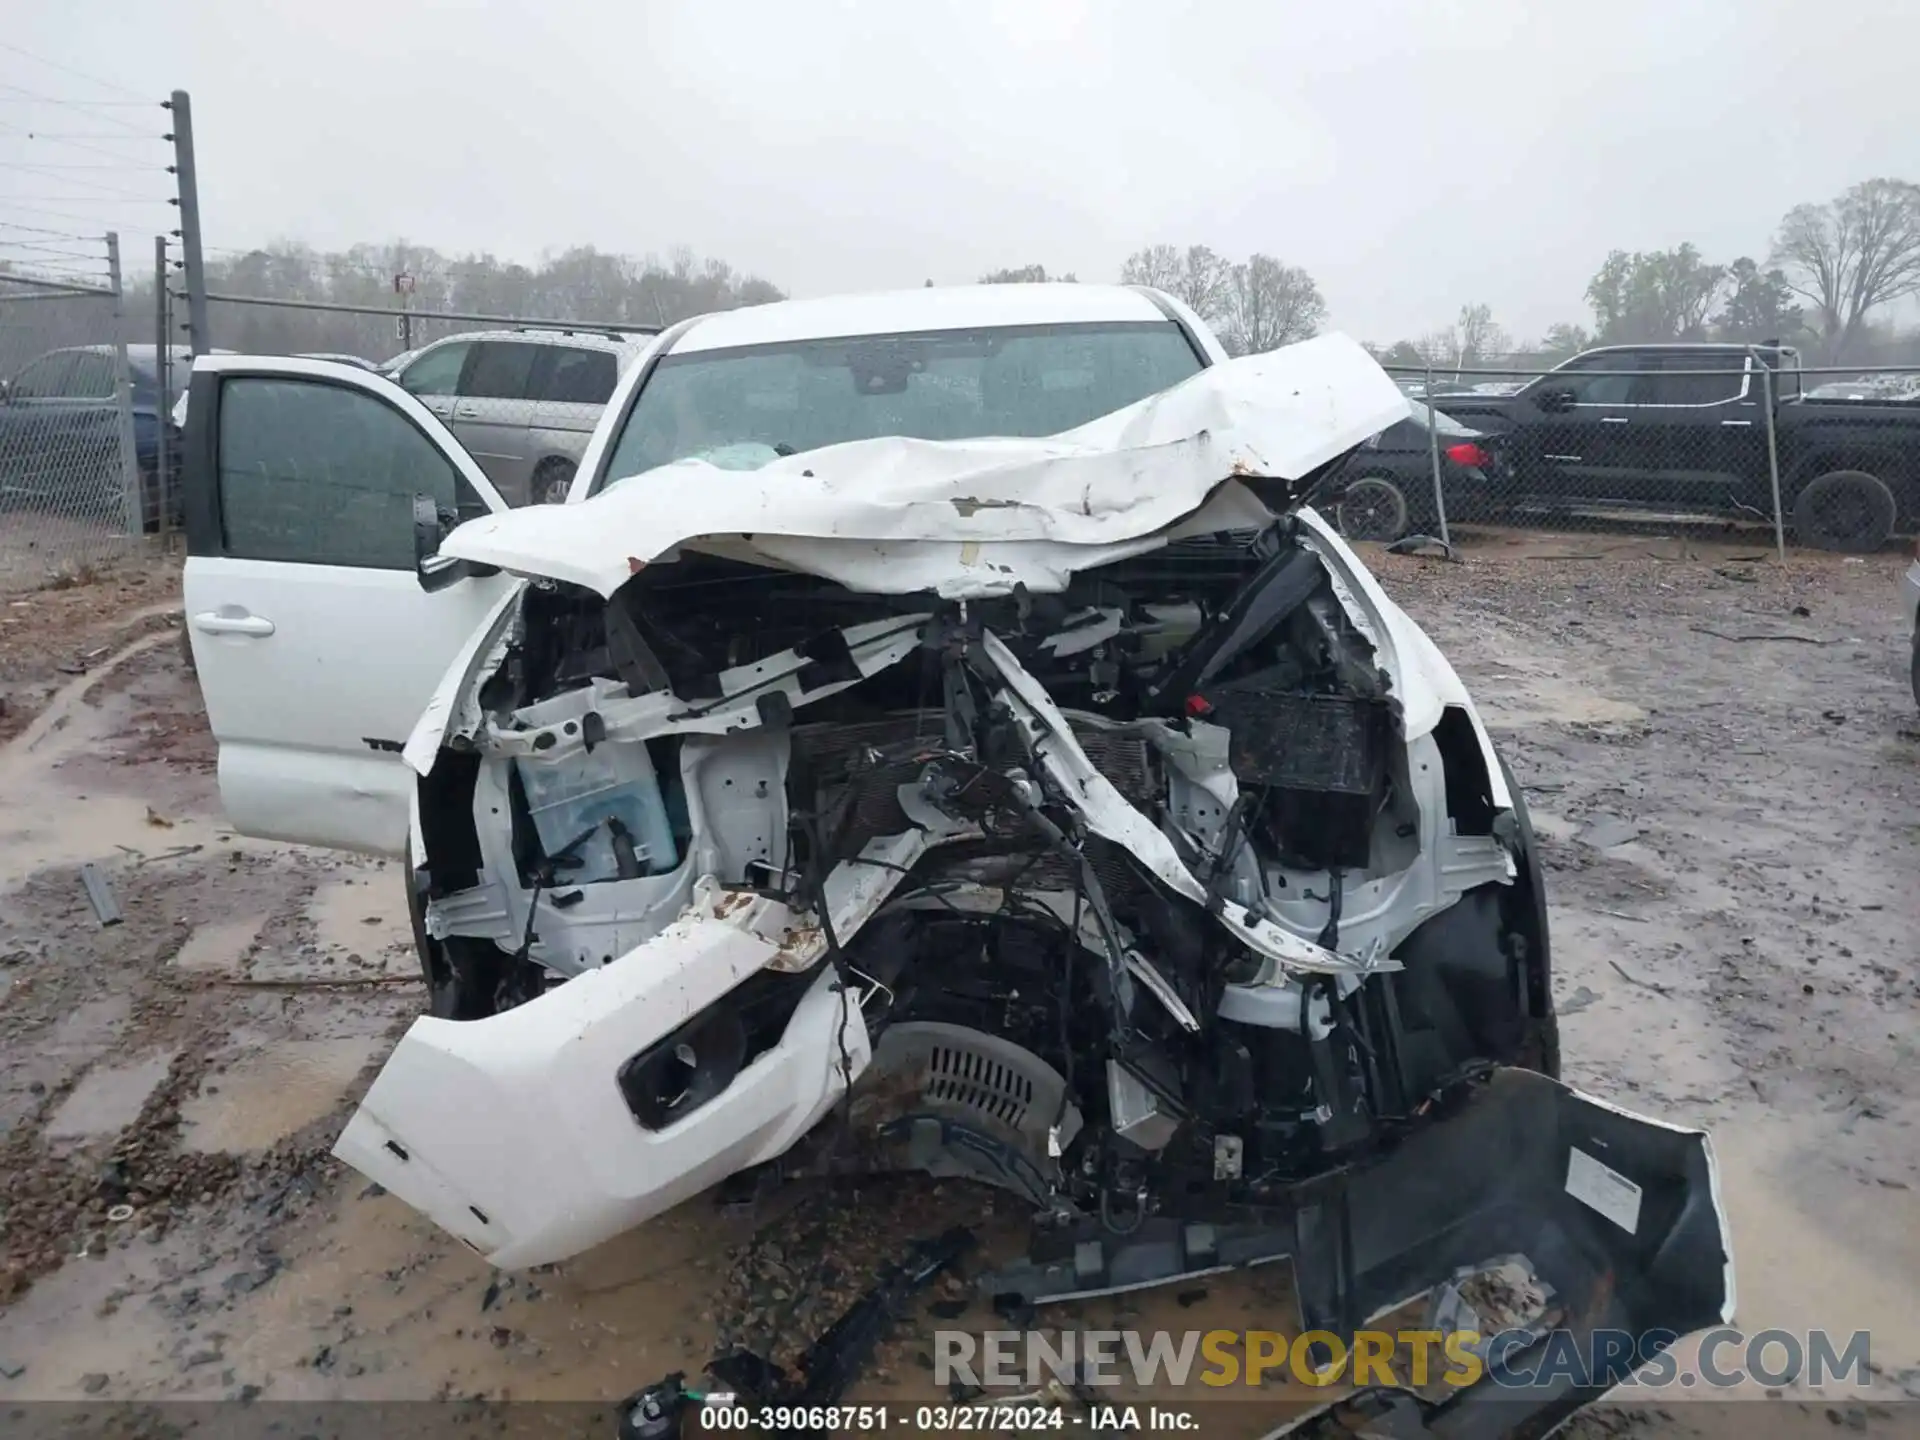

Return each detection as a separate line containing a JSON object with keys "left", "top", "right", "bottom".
{"left": 0, "top": 531, "right": 1914, "bottom": 1434}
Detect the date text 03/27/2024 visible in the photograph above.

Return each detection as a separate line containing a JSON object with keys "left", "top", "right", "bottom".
{"left": 698, "top": 1403, "right": 1199, "bottom": 1430}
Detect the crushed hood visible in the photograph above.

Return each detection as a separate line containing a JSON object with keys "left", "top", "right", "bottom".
{"left": 441, "top": 333, "right": 1410, "bottom": 599}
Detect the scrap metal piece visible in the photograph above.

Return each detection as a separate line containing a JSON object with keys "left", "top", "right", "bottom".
{"left": 690, "top": 1226, "right": 977, "bottom": 1436}
{"left": 1107, "top": 1060, "right": 1180, "bottom": 1151}
{"left": 79, "top": 864, "right": 122, "bottom": 927}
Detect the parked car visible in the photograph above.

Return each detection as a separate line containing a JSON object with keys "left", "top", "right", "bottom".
{"left": 386, "top": 328, "right": 657, "bottom": 505}
{"left": 1904, "top": 538, "right": 1920, "bottom": 707}
{"left": 1328, "top": 399, "right": 1496, "bottom": 541}
{"left": 0, "top": 343, "right": 199, "bottom": 531}
{"left": 1435, "top": 342, "right": 1920, "bottom": 552}
{"left": 175, "top": 287, "right": 1729, "bottom": 1429}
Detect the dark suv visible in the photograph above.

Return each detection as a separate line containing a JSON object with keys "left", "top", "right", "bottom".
{"left": 1435, "top": 343, "right": 1920, "bottom": 551}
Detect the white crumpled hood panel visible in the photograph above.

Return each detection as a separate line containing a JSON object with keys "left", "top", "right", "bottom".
{"left": 441, "top": 334, "right": 1409, "bottom": 600}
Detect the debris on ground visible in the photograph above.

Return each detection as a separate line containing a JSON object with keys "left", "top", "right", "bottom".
{"left": 78, "top": 863, "right": 122, "bottom": 927}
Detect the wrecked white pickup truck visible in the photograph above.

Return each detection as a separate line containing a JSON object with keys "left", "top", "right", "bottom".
{"left": 179, "top": 284, "right": 1730, "bottom": 1427}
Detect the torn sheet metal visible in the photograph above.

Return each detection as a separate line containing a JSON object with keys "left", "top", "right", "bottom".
{"left": 979, "top": 630, "right": 1383, "bottom": 977}
{"left": 438, "top": 335, "right": 1409, "bottom": 600}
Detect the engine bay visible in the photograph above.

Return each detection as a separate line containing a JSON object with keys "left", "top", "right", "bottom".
{"left": 408, "top": 513, "right": 1553, "bottom": 1234}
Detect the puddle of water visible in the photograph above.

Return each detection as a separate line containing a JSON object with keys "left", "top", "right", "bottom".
{"left": 171, "top": 915, "right": 268, "bottom": 976}
{"left": 306, "top": 867, "right": 408, "bottom": 954}
{"left": 43, "top": 1050, "right": 176, "bottom": 1141}
{"left": 1526, "top": 808, "right": 1578, "bottom": 843}
{"left": 177, "top": 1037, "right": 383, "bottom": 1154}
{"left": 0, "top": 631, "right": 235, "bottom": 879}
{"left": 1711, "top": 1114, "right": 1920, "bottom": 1371}
{"left": 241, "top": 866, "right": 412, "bottom": 984}
{"left": 1483, "top": 676, "right": 1646, "bottom": 729}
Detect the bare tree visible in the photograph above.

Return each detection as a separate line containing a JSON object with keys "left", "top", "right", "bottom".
{"left": 1220, "top": 255, "right": 1325, "bottom": 356}
{"left": 1119, "top": 244, "right": 1183, "bottom": 293}
{"left": 979, "top": 264, "right": 1075, "bottom": 283}
{"left": 1454, "top": 302, "right": 1510, "bottom": 364}
{"left": 1120, "top": 243, "right": 1233, "bottom": 326}
{"left": 1771, "top": 179, "right": 1920, "bottom": 360}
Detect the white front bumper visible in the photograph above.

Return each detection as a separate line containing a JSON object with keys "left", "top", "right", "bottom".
{"left": 332, "top": 888, "right": 868, "bottom": 1269}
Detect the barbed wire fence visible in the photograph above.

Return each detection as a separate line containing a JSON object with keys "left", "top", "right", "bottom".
{"left": 1314, "top": 356, "right": 1920, "bottom": 559}
{"left": 0, "top": 50, "right": 183, "bottom": 590}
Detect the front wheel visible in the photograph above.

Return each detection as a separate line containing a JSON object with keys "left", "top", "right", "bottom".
{"left": 405, "top": 867, "right": 501, "bottom": 1019}
{"left": 1335, "top": 474, "right": 1411, "bottom": 543}
{"left": 1793, "top": 469, "right": 1896, "bottom": 553}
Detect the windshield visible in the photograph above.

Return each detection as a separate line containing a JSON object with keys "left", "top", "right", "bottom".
{"left": 600, "top": 320, "right": 1203, "bottom": 488}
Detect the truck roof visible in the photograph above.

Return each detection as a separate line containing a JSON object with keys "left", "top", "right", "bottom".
{"left": 672, "top": 283, "right": 1181, "bottom": 355}
{"left": 1568, "top": 341, "right": 1800, "bottom": 359}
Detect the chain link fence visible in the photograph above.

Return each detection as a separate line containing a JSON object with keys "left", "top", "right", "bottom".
{"left": 0, "top": 264, "right": 149, "bottom": 593}
{"left": 1314, "top": 355, "right": 1920, "bottom": 557}
{"left": 155, "top": 291, "right": 1920, "bottom": 557}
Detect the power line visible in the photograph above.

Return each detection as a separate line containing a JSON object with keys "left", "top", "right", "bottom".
{"left": 0, "top": 198, "right": 169, "bottom": 228}
{"left": 0, "top": 241, "right": 103, "bottom": 261}
{"left": 0, "top": 160, "right": 154, "bottom": 171}
{"left": 0, "top": 40, "right": 155, "bottom": 104}
{"left": 0, "top": 218, "right": 95, "bottom": 240}
{"left": 0, "top": 87, "right": 160, "bottom": 138}
{"left": 3, "top": 191, "right": 174, "bottom": 204}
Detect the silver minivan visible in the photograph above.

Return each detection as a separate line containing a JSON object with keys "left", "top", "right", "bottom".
{"left": 390, "top": 328, "right": 654, "bottom": 505}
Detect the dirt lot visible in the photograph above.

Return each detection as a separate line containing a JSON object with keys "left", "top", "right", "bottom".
{"left": 0, "top": 533, "right": 1915, "bottom": 1432}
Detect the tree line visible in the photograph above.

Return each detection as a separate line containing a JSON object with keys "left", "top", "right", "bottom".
{"left": 8, "top": 174, "right": 1918, "bottom": 374}
{"left": 979, "top": 247, "right": 1327, "bottom": 359}
{"left": 1365, "top": 178, "right": 1920, "bottom": 370}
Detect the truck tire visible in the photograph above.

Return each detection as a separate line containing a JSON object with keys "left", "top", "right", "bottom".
{"left": 405, "top": 866, "right": 497, "bottom": 1020}
{"left": 1336, "top": 474, "right": 1411, "bottom": 543}
{"left": 533, "top": 457, "right": 576, "bottom": 506}
{"left": 1793, "top": 469, "right": 1896, "bottom": 553}
{"left": 1494, "top": 746, "right": 1559, "bottom": 1081}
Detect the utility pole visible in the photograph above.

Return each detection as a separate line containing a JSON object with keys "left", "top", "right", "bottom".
{"left": 394, "top": 270, "right": 415, "bottom": 350}
{"left": 105, "top": 233, "right": 142, "bottom": 534}
{"left": 154, "top": 235, "right": 172, "bottom": 533}
{"left": 167, "top": 89, "right": 210, "bottom": 355}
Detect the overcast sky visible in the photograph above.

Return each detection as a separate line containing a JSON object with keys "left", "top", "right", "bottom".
{"left": 7, "top": 0, "right": 1920, "bottom": 344}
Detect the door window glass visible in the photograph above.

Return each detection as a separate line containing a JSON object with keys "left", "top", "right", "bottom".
{"left": 397, "top": 342, "right": 469, "bottom": 397}
{"left": 541, "top": 347, "right": 618, "bottom": 404}
{"left": 9, "top": 352, "right": 78, "bottom": 399}
{"left": 68, "top": 351, "right": 118, "bottom": 399}
{"left": 216, "top": 377, "right": 461, "bottom": 569}
{"left": 460, "top": 342, "right": 542, "bottom": 401}
{"left": 1649, "top": 353, "right": 1747, "bottom": 405}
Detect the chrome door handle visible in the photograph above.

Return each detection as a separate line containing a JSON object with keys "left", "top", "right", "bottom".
{"left": 453, "top": 403, "right": 481, "bottom": 418}
{"left": 192, "top": 611, "right": 275, "bottom": 637}
{"left": 1720, "top": 419, "right": 1753, "bottom": 427}
{"left": 1599, "top": 416, "right": 1629, "bottom": 424}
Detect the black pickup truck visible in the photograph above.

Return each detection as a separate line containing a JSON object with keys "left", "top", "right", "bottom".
{"left": 1429, "top": 343, "right": 1920, "bottom": 552}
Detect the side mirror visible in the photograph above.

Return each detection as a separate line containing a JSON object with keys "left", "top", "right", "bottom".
{"left": 0, "top": 380, "right": 11, "bottom": 404}
{"left": 1534, "top": 386, "right": 1576, "bottom": 413}
{"left": 414, "top": 492, "right": 498, "bottom": 592}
